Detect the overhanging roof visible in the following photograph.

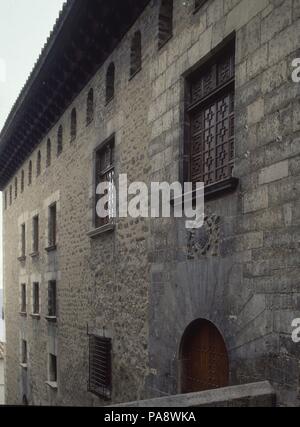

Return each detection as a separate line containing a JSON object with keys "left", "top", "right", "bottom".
{"left": 0, "top": 0, "right": 150, "bottom": 190}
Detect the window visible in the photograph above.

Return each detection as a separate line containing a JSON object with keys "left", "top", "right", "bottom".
{"left": 21, "top": 340, "right": 27, "bottom": 365}
{"left": 88, "top": 335, "right": 112, "bottom": 399}
{"left": 32, "top": 215, "right": 39, "bottom": 254}
{"left": 106, "top": 63, "right": 115, "bottom": 103}
{"left": 32, "top": 283, "right": 40, "bottom": 315}
{"left": 21, "top": 170, "right": 24, "bottom": 193}
{"left": 49, "top": 354, "right": 57, "bottom": 383}
{"left": 86, "top": 89, "right": 94, "bottom": 125}
{"left": 158, "top": 0, "right": 173, "bottom": 49}
{"left": 57, "top": 125, "right": 63, "bottom": 156}
{"left": 9, "top": 185, "right": 12, "bottom": 205}
{"left": 95, "top": 138, "right": 115, "bottom": 228}
{"left": 21, "top": 284, "right": 27, "bottom": 314}
{"left": 195, "top": 0, "right": 208, "bottom": 11}
{"left": 20, "top": 223, "right": 26, "bottom": 259}
{"left": 28, "top": 161, "right": 32, "bottom": 186}
{"left": 48, "top": 203, "right": 57, "bottom": 248}
{"left": 46, "top": 139, "right": 51, "bottom": 167}
{"left": 4, "top": 191, "right": 7, "bottom": 210}
{"left": 15, "top": 177, "right": 18, "bottom": 199}
{"left": 37, "top": 151, "right": 41, "bottom": 177}
{"left": 48, "top": 281, "right": 57, "bottom": 318}
{"left": 130, "top": 31, "right": 142, "bottom": 78}
{"left": 186, "top": 42, "right": 235, "bottom": 189}
{"left": 70, "top": 108, "right": 77, "bottom": 141}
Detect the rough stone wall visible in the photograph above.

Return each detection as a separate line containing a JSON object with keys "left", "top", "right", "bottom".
{"left": 2, "top": 0, "right": 300, "bottom": 407}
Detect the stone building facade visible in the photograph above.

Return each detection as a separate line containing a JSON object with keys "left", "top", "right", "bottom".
{"left": 0, "top": 0, "right": 300, "bottom": 407}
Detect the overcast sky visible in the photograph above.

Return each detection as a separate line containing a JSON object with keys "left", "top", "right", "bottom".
{"left": 0, "top": 0, "right": 65, "bottom": 288}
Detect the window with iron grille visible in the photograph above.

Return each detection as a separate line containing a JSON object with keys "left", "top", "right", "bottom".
{"left": 21, "top": 283, "right": 26, "bottom": 314}
{"left": 48, "top": 281, "right": 57, "bottom": 318}
{"left": 186, "top": 42, "right": 235, "bottom": 189}
{"left": 32, "top": 282, "right": 40, "bottom": 315}
{"left": 88, "top": 335, "right": 112, "bottom": 399}
{"left": 32, "top": 215, "right": 39, "bottom": 253}
{"left": 95, "top": 138, "right": 115, "bottom": 229}
{"left": 48, "top": 203, "right": 57, "bottom": 248}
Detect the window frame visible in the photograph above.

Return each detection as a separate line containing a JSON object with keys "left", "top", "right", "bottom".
{"left": 184, "top": 39, "right": 238, "bottom": 199}
{"left": 20, "top": 283, "right": 27, "bottom": 315}
{"left": 88, "top": 335, "right": 112, "bottom": 400}
{"left": 31, "top": 215, "right": 39, "bottom": 255}
{"left": 32, "top": 282, "right": 40, "bottom": 316}
{"left": 93, "top": 136, "right": 115, "bottom": 231}
{"left": 47, "top": 203, "right": 57, "bottom": 251}
{"left": 47, "top": 280, "right": 57, "bottom": 321}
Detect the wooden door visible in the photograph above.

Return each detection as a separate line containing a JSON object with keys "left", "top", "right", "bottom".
{"left": 180, "top": 319, "right": 229, "bottom": 393}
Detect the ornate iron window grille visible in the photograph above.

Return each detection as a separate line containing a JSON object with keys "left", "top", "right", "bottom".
{"left": 187, "top": 42, "right": 236, "bottom": 190}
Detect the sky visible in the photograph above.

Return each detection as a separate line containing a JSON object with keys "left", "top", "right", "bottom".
{"left": 0, "top": 0, "right": 65, "bottom": 288}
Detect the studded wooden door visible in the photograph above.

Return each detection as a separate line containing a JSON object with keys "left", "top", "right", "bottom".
{"left": 180, "top": 319, "right": 229, "bottom": 393}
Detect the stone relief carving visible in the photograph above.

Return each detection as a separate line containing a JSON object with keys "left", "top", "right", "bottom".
{"left": 187, "top": 214, "right": 221, "bottom": 259}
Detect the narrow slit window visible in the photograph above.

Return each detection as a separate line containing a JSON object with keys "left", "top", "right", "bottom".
{"left": 49, "top": 354, "right": 57, "bottom": 383}
{"left": 32, "top": 282, "right": 40, "bottom": 315}
{"left": 36, "top": 151, "right": 41, "bottom": 177}
{"left": 130, "top": 31, "right": 142, "bottom": 78}
{"left": 57, "top": 125, "right": 63, "bottom": 156}
{"left": 28, "top": 161, "right": 32, "bottom": 186}
{"left": 15, "top": 177, "right": 18, "bottom": 199}
{"left": 48, "top": 203, "right": 57, "bottom": 248}
{"left": 21, "top": 284, "right": 26, "bottom": 314}
{"left": 21, "top": 223, "right": 26, "bottom": 258}
{"left": 32, "top": 215, "right": 39, "bottom": 253}
{"left": 21, "top": 170, "right": 24, "bottom": 193}
{"left": 46, "top": 139, "right": 51, "bottom": 167}
{"left": 48, "top": 281, "right": 57, "bottom": 318}
{"left": 70, "top": 108, "right": 77, "bottom": 141}
{"left": 21, "top": 340, "right": 27, "bottom": 365}
{"left": 106, "top": 63, "right": 115, "bottom": 103}
{"left": 86, "top": 89, "right": 94, "bottom": 125}
{"left": 158, "top": 0, "right": 173, "bottom": 49}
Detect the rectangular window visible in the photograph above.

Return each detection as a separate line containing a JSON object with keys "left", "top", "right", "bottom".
{"left": 48, "top": 281, "right": 57, "bottom": 318}
{"left": 32, "top": 215, "right": 39, "bottom": 253}
{"left": 20, "top": 223, "right": 26, "bottom": 259}
{"left": 32, "top": 282, "right": 40, "bottom": 315}
{"left": 21, "top": 340, "right": 27, "bottom": 365}
{"left": 88, "top": 335, "right": 112, "bottom": 399}
{"left": 186, "top": 41, "right": 235, "bottom": 189}
{"left": 21, "top": 284, "right": 27, "bottom": 314}
{"left": 94, "top": 138, "right": 115, "bottom": 228}
{"left": 48, "top": 203, "right": 57, "bottom": 247}
{"left": 49, "top": 354, "right": 57, "bottom": 383}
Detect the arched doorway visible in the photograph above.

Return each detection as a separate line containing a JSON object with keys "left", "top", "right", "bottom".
{"left": 179, "top": 319, "right": 229, "bottom": 393}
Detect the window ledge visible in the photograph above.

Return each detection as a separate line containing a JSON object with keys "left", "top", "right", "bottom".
{"left": 29, "top": 251, "right": 39, "bottom": 258}
{"left": 20, "top": 312, "right": 27, "bottom": 317}
{"left": 30, "top": 313, "right": 41, "bottom": 319}
{"left": 129, "top": 67, "right": 142, "bottom": 81}
{"left": 45, "top": 245, "right": 57, "bottom": 253}
{"left": 204, "top": 177, "right": 239, "bottom": 200}
{"left": 45, "top": 316, "right": 57, "bottom": 323}
{"left": 45, "top": 381, "right": 58, "bottom": 390}
{"left": 87, "top": 223, "right": 115, "bottom": 239}
{"left": 20, "top": 363, "right": 28, "bottom": 370}
{"left": 18, "top": 256, "right": 26, "bottom": 262}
